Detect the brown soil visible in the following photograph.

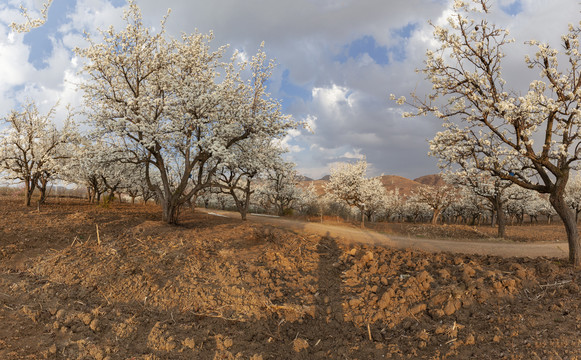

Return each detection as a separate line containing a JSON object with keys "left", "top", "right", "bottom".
{"left": 364, "top": 222, "right": 567, "bottom": 243}
{"left": 1, "top": 199, "right": 580, "bottom": 359}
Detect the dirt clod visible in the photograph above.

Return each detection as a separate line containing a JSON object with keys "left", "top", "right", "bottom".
{"left": 293, "top": 338, "right": 309, "bottom": 352}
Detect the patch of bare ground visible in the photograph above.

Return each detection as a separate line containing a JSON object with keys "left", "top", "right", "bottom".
{"left": 357, "top": 222, "right": 567, "bottom": 243}
{"left": 0, "top": 198, "right": 580, "bottom": 359}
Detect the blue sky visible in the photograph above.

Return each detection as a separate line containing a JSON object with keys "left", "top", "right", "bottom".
{"left": 0, "top": 0, "right": 578, "bottom": 179}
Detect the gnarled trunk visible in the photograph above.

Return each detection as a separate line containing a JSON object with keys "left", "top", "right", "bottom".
{"left": 431, "top": 209, "right": 441, "bottom": 225}
{"left": 492, "top": 195, "right": 506, "bottom": 239}
{"left": 24, "top": 178, "right": 36, "bottom": 206}
{"left": 550, "top": 192, "right": 581, "bottom": 267}
{"left": 38, "top": 186, "right": 48, "bottom": 205}
{"left": 162, "top": 200, "right": 180, "bottom": 225}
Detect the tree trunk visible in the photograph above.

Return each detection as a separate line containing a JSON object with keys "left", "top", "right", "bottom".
{"left": 232, "top": 193, "right": 249, "bottom": 221}
{"left": 496, "top": 208, "right": 506, "bottom": 239}
{"left": 24, "top": 180, "right": 35, "bottom": 206}
{"left": 550, "top": 193, "right": 581, "bottom": 267}
{"left": 360, "top": 207, "right": 365, "bottom": 228}
{"left": 431, "top": 209, "right": 441, "bottom": 225}
{"left": 39, "top": 187, "right": 47, "bottom": 205}
{"left": 162, "top": 200, "right": 180, "bottom": 225}
{"left": 492, "top": 196, "right": 506, "bottom": 238}
{"left": 37, "top": 176, "right": 49, "bottom": 205}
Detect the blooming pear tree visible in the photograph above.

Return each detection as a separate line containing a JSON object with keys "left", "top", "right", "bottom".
{"left": 77, "top": 2, "right": 295, "bottom": 224}
{"left": 398, "top": 0, "right": 581, "bottom": 266}
{"left": 294, "top": 183, "right": 320, "bottom": 216}
{"left": 525, "top": 192, "right": 557, "bottom": 224}
{"left": 504, "top": 186, "right": 537, "bottom": 224}
{"left": 401, "top": 197, "right": 432, "bottom": 223}
{"left": 9, "top": 0, "right": 52, "bottom": 33}
{"left": 63, "top": 141, "right": 119, "bottom": 203}
{"left": 362, "top": 179, "right": 389, "bottom": 222}
{"left": 444, "top": 188, "right": 489, "bottom": 225}
{"left": 198, "top": 189, "right": 234, "bottom": 210}
{"left": 99, "top": 160, "right": 143, "bottom": 204}
{"left": 411, "top": 184, "right": 456, "bottom": 225}
{"left": 565, "top": 174, "right": 581, "bottom": 222}
{"left": 214, "top": 139, "right": 280, "bottom": 220}
{"left": 445, "top": 172, "right": 513, "bottom": 237}
{"left": 0, "top": 101, "right": 76, "bottom": 206}
{"left": 64, "top": 144, "right": 106, "bottom": 203}
{"left": 255, "top": 160, "right": 302, "bottom": 216}
{"left": 124, "top": 166, "right": 159, "bottom": 204}
{"left": 325, "top": 159, "right": 387, "bottom": 228}
{"left": 383, "top": 188, "right": 405, "bottom": 222}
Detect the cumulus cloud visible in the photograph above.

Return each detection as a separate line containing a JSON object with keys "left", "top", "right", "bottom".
{"left": 0, "top": 0, "right": 579, "bottom": 179}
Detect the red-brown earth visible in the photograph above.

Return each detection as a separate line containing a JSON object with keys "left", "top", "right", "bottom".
{"left": 0, "top": 197, "right": 580, "bottom": 359}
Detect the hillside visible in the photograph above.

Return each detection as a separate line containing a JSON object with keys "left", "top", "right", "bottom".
{"left": 300, "top": 179, "right": 328, "bottom": 195}
{"left": 414, "top": 174, "right": 446, "bottom": 187}
{"left": 300, "top": 173, "right": 444, "bottom": 197}
{"left": 378, "top": 175, "right": 423, "bottom": 196}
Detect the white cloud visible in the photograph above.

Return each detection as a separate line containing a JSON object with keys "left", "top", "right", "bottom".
{"left": 60, "top": 0, "right": 125, "bottom": 35}
{"left": 342, "top": 148, "right": 364, "bottom": 159}
{"left": 304, "top": 114, "right": 317, "bottom": 132}
{"left": 0, "top": 0, "right": 579, "bottom": 180}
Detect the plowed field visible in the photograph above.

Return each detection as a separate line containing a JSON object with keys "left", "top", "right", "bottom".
{"left": 0, "top": 199, "right": 580, "bottom": 359}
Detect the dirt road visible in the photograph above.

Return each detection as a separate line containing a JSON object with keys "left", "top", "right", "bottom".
{"left": 201, "top": 209, "right": 570, "bottom": 259}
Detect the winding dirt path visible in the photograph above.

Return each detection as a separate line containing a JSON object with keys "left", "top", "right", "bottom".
{"left": 201, "top": 209, "right": 569, "bottom": 259}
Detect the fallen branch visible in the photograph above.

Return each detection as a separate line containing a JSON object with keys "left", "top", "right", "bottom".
{"left": 96, "top": 224, "right": 101, "bottom": 245}
{"left": 191, "top": 311, "right": 246, "bottom": 322}
{"left": 539, "top": 280, "right": 572, "bottom": 288}
{"left": 98, "top": 289, "right": 110, "bottom": 305}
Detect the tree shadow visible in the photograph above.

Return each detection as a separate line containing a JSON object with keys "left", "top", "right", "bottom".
{"left": 189, "top": 233, "right": 370, "bottom": 359}
{"left": 313, "top": 235, "right": 346, "bottom": 327}
{"left": 19, "top": 223, "right": 386, "bottom": 359}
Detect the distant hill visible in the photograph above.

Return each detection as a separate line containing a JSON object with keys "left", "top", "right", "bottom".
{"left": 296, "top": 175, "right": 314, "bottom": 182}
{"left": 377, "top": 175, "right": 423, "bottom": 196}
{"left": 298, "top": 173, "right": 447, "bottom": 198}
{"left": 299, "top": 179, "right": 328, "bottom": 195}
{"left": 414, "top": 174, "right": 446, "bottom": 187}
